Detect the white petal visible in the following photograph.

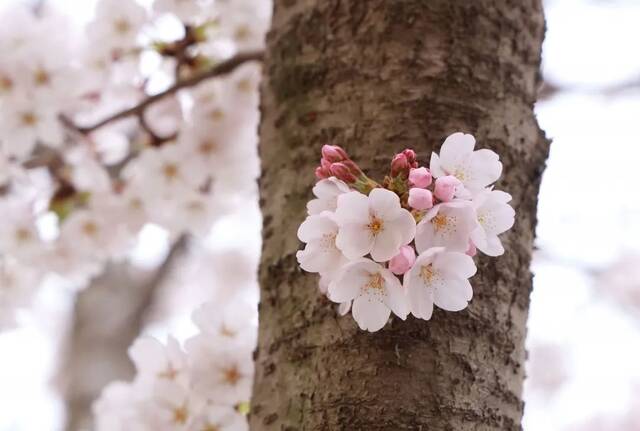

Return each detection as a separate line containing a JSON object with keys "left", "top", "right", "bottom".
{"left": 335, "top": 223, "right": 374, "bottom": 259}
{"left": 381, "top": 270, "right": 409, "bottom": 319}
{"left": 391, "top": 209, "right": 417, "bottom": 246}
{"left": 297, "top": 213, "right": 337, "bottom": 243}
{"left": 440, "top": 133, "right": 476, "bottom": 168}
{"left": 327, "top": 261, "right": 369, "bottom": 302}
{"left": 338, "top": 301, "right": 352, "bottom": 316}
{"left": 313, "top": 178, "right": 342, "bottom": 199}
{"left": 370, "top": 226, "right": 402, "bottom": 262}
{"left": 405, "top": 272, "right": 434, "bottom": 320}
{"left": 470, "top": 226, "right": 489, "bottom": 251}
{"left": 487, "top": 204, "right": 515, "bottom": 235}
{"left": 480, "top": 235, "right": 505, "bottom": 257}
{"left": 368, "top": 188, "right": 401, "bottom": 219}
{"left": 469, "top": 149, "right": 502, "bottom": 188}
{"left": 352, "top": 295, "right": 390, "bottom": 332}
{"left": 434, "top": 251, "right": 477, "bottom": 280}
{"left": 429, "top": 152, "right": 446, "bottom": 177}
{"left": 307, "top": 198, "right": 329, "bottom": 215}
{"left": 415, "top": 218, "right": 436, "bottom": 254}
{"left": 334, "top": 191, "right": 369, "bottom": 224}
{"left": 296, "top": 243, "right": 342, "bottom": 273}
{"left": 434, "top": 278, "right": 473, "bottom": 311}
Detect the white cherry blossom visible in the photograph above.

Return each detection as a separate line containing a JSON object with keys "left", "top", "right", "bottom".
{"left": 415, "top": 201, "right": 477, "bottom": 253}
{"left": 307, "top": 177, "right": 350, "bottom": 215}
{"left": 404, "top": 247, "right": 477, "bottom": 320}
{"left": 430, "top": 132, "right": 502, "bottom": 192}
{"left": 192, "top": 299, "right": 257, "bottom": 350}
{"left": 129, "top": 336, "right": 189, "bottom": 387}
{"left": 296, "top": 211, "right": 348, "bottom": 276}
{"left": 334, "top": 189, "right": 416, "bottom": 262}
{"left": 186, "top": 335, "right": 254, "bottom": 405}
{"left": 189, "top": 405, "right": 248, "bottom": 431}
{"left": 470, "top": 190, "right": 515, "bottom": 256}
{"left": 328, "top": 259, "right": 409, "bottom": 332}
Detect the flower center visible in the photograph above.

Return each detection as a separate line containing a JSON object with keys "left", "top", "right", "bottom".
{"left": 234, "top": 25, "right": 251, "bottom": 41}
{"left": 14, "top": 228, "right": 32, "bottom": 242}
{"left": 157, "top": 363, "right": 179, "bottom": 380}
{"left": 82, "top": 221, "right": 98, "bottom": 237}
{"left": 222, "top": 365, "right": 242, "bottom": 385}
{"left": 162, "top": 163, "right": 180, "bottom": 180}
{"left": 172, "top": 405, "right": 189, "bottom": 425}
{"left": 114, "top": 18, "right": 131, "bottom": 35}
{"left": 34, "top": 68, "right": 50, "bottom": 86}
{"left": 220, "top": 324, "right": 236, "bottom": 338}
{"left": 420, "top": 265, "right": 435, "bottom": 283}
{"left": 0, "top": 75, "right": 13, "bottom": 92}
{"left": 198, "top": 140, "right": 217, "bottom": 156}
{"left": 20, "top": 112, "right": 38, "bottom": 126}
{"left": 367, "top": 272, "right": 384, "bottom": 291}
{"left": 210, "top": 108, "right": 225, "bottom": 121}
{"left": 431, "top": 214, "right": 449, "bottom": 231}
{"left": 319, "top": 232, "right": 337, "bottom": 250}
{"left": 453, "top": 168, "right": 467, "bottom": 182}
{"left": 367, "top": 216, "right": 384, "bottom": 236}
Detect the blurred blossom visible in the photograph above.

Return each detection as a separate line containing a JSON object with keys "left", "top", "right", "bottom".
{"left": 525, "top": 343, "right": 569, "bottom": 397}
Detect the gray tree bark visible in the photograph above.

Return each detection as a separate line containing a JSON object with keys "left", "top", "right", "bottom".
{"left": 252, "top": 1, "right": 549, "bottom": 430}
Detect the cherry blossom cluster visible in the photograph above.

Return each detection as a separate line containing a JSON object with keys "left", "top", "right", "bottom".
{"left": 0, "top": 0, "right": 269, "bottom": 329}
{"left": 297, "top": 133, "right": 516, "bottom": 331}
{"left": 94, "top": 295, "right": 256, "bottom": 431}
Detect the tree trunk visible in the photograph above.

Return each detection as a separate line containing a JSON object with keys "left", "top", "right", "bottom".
{"left": 252, "top": 1, "right": 548, "bottom": 430}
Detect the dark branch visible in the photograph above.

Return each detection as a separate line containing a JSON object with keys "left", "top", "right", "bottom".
{"left": 68, "top": 51, "right": 264, "bottom": 134}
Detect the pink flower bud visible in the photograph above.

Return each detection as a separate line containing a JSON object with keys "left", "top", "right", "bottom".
{"left": 321, "top": 158, "right": 332, "bottom": 170}
{"left": 341, "top": 159, "right": 363, "bottom": 176}
{"left": 408, "top": 167, "right": 432, "bottom": 188}
{"left": 466, "top": 241, "right": 477, "bottom": 257}
{"left": 315, "top": 166, "right": 330, "bottom": 179}
{"left": 321, "top": 145, "right": 348, "bottom": 163}
{"left": 408, "top": 188, "right": 433, "bottom": 210}
{"left": 330, "top": 162, "right": 357, "bottom": 183}
{"left": 389, "top": 245, "right": 416, "bottom": 275}
{"left": 434, "top": 175, "right": 461, "bottom": 202}
{"left": 390, "top": 153, "right": 409, "bottom": 177}
{"left": 402, "top": 149, "right": 418, "bottom": 168}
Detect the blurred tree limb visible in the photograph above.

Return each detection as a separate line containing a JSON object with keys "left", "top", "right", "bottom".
{"left": 58, "top": 235, "right": 189, "bottom": 431}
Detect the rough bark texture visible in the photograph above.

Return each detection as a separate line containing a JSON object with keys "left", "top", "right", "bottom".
{"left": 60, "top": 237, "right": 187, "bottom": 431}
{"left": 253, "top": 1, "right": 548, "bottom": 430}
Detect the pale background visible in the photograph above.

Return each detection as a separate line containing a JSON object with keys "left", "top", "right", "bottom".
{"left": 0, "top": 0, "right": 639, "bottom": 429}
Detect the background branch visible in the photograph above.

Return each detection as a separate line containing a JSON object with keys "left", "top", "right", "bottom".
{"left": 58, "top": 235, "right": 189, "bottom": 431}
{"left": 66, "top": 51, "right": 264, "bottom": 135}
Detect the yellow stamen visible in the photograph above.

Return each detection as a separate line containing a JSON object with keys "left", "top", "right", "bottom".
{"left": 367, "top": 216, "right": 384, "bottom": 236}
{"left": 222, "top": 365, "right": 242, "bottom": 386}
{"left": 173, "top": 405, "right": 189, "bottom": 425}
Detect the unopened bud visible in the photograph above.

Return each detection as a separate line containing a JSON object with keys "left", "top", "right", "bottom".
{"left": 402, "top": 149, "right": 418, "bottom": 168}
{"left": 390, "top": 153, "right": 409, "bottom": 177}
{"left": 341, "top": 159, "right": 362, "bottom": 176}
{"left": 408, "top": 188, "right": 434, "bottom": 210}
{"left": 315, "top": 166, "right": 330, "bottom": 180}
{"left": 434, "top": 175, "right": 461, "bottom": 202}
{"left": 330, "top": 162, "right": 357, "bottom": 183}
{"left": 408, "top": 167, "right": 432, "bottom": 188}
{"left": 389, "top": 245, "right": 416, "bottom": 275}
{"left": 321, "top": 145, "right": 348, "bottom": 163}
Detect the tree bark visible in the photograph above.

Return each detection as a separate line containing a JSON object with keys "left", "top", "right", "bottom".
{"left": 60, "top": 236, "right": 187, "bottom": 431}
{"left": 252, "top": 1, "right": 548, "bottom": 430}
